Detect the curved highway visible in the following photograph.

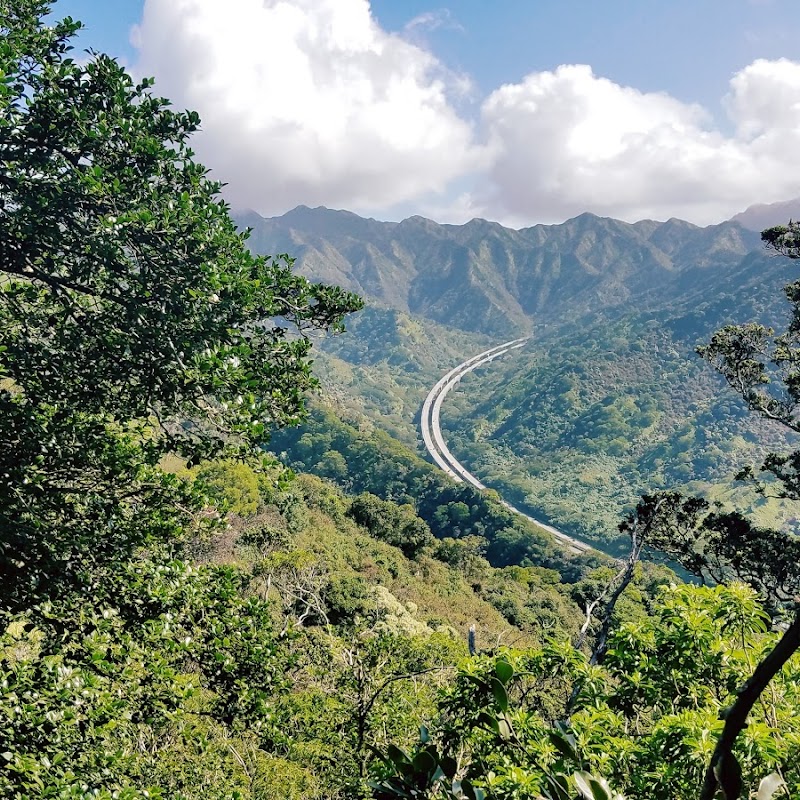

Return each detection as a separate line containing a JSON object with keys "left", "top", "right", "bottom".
{"left": 420, "top": 339, "right": 597, "bottom": 556}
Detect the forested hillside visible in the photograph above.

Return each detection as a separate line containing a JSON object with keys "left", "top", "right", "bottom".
{"left": 269, "top": 402, "right": 599, "bottom": 576}
{"left": 3, "top": 5, "right": 800, "bottom": 800}
{"left": 441, "top": 312, "right": 796, "bottom": 545}
{"left": 243, "top": 209, "right": 797, "bottom": 547}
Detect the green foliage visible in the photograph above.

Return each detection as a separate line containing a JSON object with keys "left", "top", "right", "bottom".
{"left": 348, "top": 492, "right": 435, "bottom": 559}
{"left": 0, "top": 0, "right": 359, "bottom": 439}
{"left": 280, "top": 473, "right": 584, "bottom": 646}
{"left": 0, "top": 560, "right": 290, "bottom": 798}
{"left": 2, "top": 440, "right": 557, "bottom": 798}
{"left": 270, "top": 403, "right": 590, "bottom": 579}
{"left": 193, "top": 459, "right": 264, "bottom": 517}
{"left": 441, "top": 316, "right": 795, "bottom": 547}
{"left": 0, "top": 0, "right": 361, "bottom": 610}
{"left": 371, "top": 585, "right": 800, "bottom": 800}
{"left": 0, "top": 397, "right": 199, "bottom": 609}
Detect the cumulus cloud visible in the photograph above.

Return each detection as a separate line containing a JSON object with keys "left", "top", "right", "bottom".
{"left": 473, "top": 60, "right": 800, "bottom": 225}
{"left": 130, "top": 2, "right": 800, "bottom": 225}
{"left": 132, "top": 0, "right": 482, "bottom": 215}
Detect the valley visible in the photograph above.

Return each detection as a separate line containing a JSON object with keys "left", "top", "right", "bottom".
{"left": 419, "top": 337, "right": 596, "bottom": 556}
{"left": 243, "top": 205, "right": 798, "bottom": 551}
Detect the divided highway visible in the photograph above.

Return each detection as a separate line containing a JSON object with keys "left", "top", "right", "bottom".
{"left": 420, "top": 339, "right": 596, "bottom": 556}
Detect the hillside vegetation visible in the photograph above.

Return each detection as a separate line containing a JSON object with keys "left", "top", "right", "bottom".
{"left": 242, "top": 208, "right": 798, "bottom": 546}
{"left": 4, "top": 6, "right": 800, "bottom": 800}
{"left": 269, "top": 402, "right": 602, "bottom": 576}
{"left": 441, "top": 313, "right": 796, "bottom": 545}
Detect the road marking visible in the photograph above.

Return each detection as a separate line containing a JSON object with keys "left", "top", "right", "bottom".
{"left": 420, "top": 339, "right": 597, "bottom": 556}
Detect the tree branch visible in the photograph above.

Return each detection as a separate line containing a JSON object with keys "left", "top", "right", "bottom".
{"left": 699, "top": 607, "right": 800, "bottom": 800}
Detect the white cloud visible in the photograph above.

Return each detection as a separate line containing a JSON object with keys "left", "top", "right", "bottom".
{"left": 131, "top": 2, "right": 800, "bottom": 226}
{"left": 404, "top": 9, "right": 464, "bottom": 35}
{"left": 133, "top": 0, "right": 482, "bottom": 215}
{"left": 726, "top": 58, "right": 800, "bottom": 139}
{"left": 472, "top": 61, "right": 800, "bottom": 225}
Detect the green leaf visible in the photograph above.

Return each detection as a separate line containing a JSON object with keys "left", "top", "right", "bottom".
{"left": 573, "top": 771, "right": 614, "bottom": 800}
{"left": 411, "top": 749, "right": 436, "bottom": 776}
{"left": 495, "top": 659, "right": 514, "bottom": 685}
{"left": 542, "top": 772, "right": 571, "bottom": 800}
{"left": 548, "top": 729, "right": 579, "bottom": 763}
{"left": 386, "top": 745, "right": 411, "bottom": 768}
{"left": 490, "top": 677, "right": 508, "bottom": 711}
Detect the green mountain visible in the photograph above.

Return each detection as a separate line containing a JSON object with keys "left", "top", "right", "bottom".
{"left": 238, "top": 206, "right": 764, "bottom": 337}
{"left": 238, "top": 206, "right": 797, "bottom": 547}
{"left": 439, "top": 312, "right": 796, "bottom": 545}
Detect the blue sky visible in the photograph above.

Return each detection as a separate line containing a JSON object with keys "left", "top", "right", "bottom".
{"left": 51, "top": 0, "right": 800, "bottom": 226}
{"left": 375, "top": 1, "right": 799, "bottom": 116}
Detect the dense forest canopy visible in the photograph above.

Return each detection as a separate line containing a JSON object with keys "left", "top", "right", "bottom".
{"left": 0, "top": 0, "right": 361, "bottom": 609}
{"left": 2, "top": 3, "right": 800, "bottom": 800}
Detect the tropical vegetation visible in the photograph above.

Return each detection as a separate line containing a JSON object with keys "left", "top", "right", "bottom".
{"left": 2, "top": 4, "right": 800, "bottom": 800}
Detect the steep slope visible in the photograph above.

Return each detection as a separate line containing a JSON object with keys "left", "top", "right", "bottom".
{"left": 438, "top": 295, "right": 797, "bottom": 544}
{"left": 238, "top": 206, "right": 761, "bottom": 336}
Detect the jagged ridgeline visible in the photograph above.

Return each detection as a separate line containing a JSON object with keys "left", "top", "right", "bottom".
{"left": 239, "top": 206, "right": 797, "bottom": 548}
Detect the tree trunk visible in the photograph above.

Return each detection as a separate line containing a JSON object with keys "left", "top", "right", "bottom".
{"left": 699, "top": 607, "right": 800, "bottom": 800}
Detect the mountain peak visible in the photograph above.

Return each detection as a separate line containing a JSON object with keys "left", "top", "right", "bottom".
{"left": 566, "top": 211, "right": 602, "bottom": 224}
{"left": 729, "top": 197, "right": 800, "bottom": 231}
{"left": 235, "top": 204, "right": 768, "bottom": 338}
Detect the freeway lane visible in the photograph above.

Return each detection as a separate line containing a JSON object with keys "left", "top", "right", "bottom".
{"left": 420, "top": 339, "right": 597, "bottom": 556}
{"left": 421, "top": 338, "right": 527, "bottom": 482}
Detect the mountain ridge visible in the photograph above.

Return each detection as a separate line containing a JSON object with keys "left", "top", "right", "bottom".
{"left": 238, "top": 205, "right": 764, "bottom": 337}
{"left": 730, "top": 197, "right": 800, "bottom": 231}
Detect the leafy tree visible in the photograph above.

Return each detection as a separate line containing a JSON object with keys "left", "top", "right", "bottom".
{"left": 0, "top": 0, "right": 362, "bottom": 609}
{"left": 0, "top": 5, "right": 364, "bottom": 796}
{"left": 565, "top": 224, "right": 800, "bottom": 799}
{"left": 0, "top": 560, "right": 294, "bottom": 798}
{"left": 570, "top": 493, "right": 690, "bottom": 668}
{"left": 621, "top": 491, "right": 800, "bottom": 609}
{"left": 348, "top": 492, "right": 435, "bottom": 559}
{"left": 690, "top": 221, "right": 800, "bottom": 800}
{"left": 371, "top": 585, "right": 799, "bottom": 800}
{"left": 192, "top": 459, "right": 263, "bottom": 517}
